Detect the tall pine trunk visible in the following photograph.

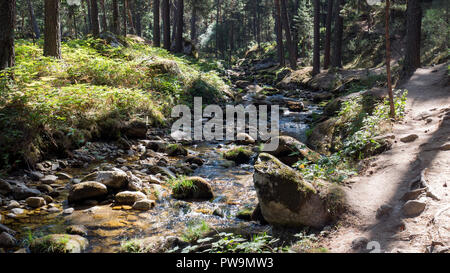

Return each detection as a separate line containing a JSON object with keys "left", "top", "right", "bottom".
{"left": 274, "top": 0, "right": 285, "bottom": 66}
{"left": 162, "top": 0, "right": 170, "bottom": 50}
{"left": 27, "top": 0, "right": 40, "bottom": 40}
{"left": 99, "top": 0, "right": 107, "bottom": 32}
{"left": 112, "top": 0, "right": 120, "bottom": 35}
{"left": 153, "top": 0, "right": 161, "bottom": 46}
{"left": 323, "top": 0, "right": 333, "bottom": 69}
{"left": 312, "top": 0, "right": 320, "bottom": 75}
{"left": 174, "top": 0, "right": 183, "bottom": 53}
{"left": 0, "top": 0, "right": 15, "bottom": 70}
{"left": 122, "top": 0, "right": 127, "bottom": 35}
{"left": 331, "top": 0, "right": 344, "bottom": 69}
{"left": 403, "top": 0, "right": 422, "bottom": 76}
{"left": 190, "top": 4, "right": 197, "bottom": 43}
{"left": 44, "top": 0, "right": 61, "bottom": 58}
{"left": 90, "top": 0, "right": 100, "bottom": 37}
{"left": 385, "top": 0, "right": 395, "bottom": 118}
{"left": 280, "top": 0, "right": 296, "bottom": 69}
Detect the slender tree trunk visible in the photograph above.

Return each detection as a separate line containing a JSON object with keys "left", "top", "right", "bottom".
{"left": 403, "top": 0, "right": 422, "bottom": 76}
{"left": 153, "top": 0, "right": 161, "bottom": 46}
{"left": 292, "top": 0, "right": 300, "bottom": 60}
{"left": 190, "top": 4, "right": 197, "bottom": 43}
{"left": 44, "top": 0, "right": 61, "bottom": 58}
{"left": 312, "top": 0, "right": 320, "bottom": 75}
{"left": 126, "top": 0, "right": 135, "bottom": 34}
{"left": 86, "top": 0, "right": 92, "bottom": 33}
{"left": 122, "top": 0, "right": 127, "bottom": 35}
{"left": 162, "top": 0, "right": 170, "bottom": 50}
{"left": 27, "top": 0, "right": 40, "bottom": 40}
{"left": 174, "top": 0, "right": 183, "bottom": 52}
{"left": 274, "top": 0, "right": 285, "bottom": 66}
{"left": 385, "top": 0, "right": 395, "bottom": 118}
{"left": 215, "top": 0, "right": 220, "bottom": 57}
{"left": 323, "top": 0, "right": 333, "bottom": 69}
{"left": 99, "top": 0, "right": 107, "bottom": 32}
{"left": 280, "top": 0, "right": 296, "bottom": 69}
{"left": 90, "top": 0, "right": 100, "bottom": 36}
{"left": 0, "top": 0, "right": 15, "bottom": 70}
{"left": 112, "top": 0, "right": 120, "bottom": 35}
{"left": 331, "top": 0, "right": 344, "bottom": 68}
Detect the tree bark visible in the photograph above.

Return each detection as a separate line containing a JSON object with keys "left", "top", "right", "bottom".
{"left": 274, "top": 0, "right": 285, "bottom": 66}
{"left": 27, "top": 0, "right": 40, "bottom": 40}
{"left": 153, "top": 0, "right": 161, "bottom": 46}
{"left": 331, "top": 0, "right": 344, "bottom": 69}
{"left": 312, "top": 0, "right": 320, "bottom": 75}
{"left": 174, "top": 0, "right": 184, "bottom": 53}
{"left": 190, "top": 4, "right": 197, "bottom": 43}
{"left": 126, "top": 0, "right": 135, "bottom": 34}
{"left": 122, "top": 0, "right": 127, "bottom": 35}
{"left": 44, "top": 0, "right": 61, "bottom": 58}
{"left": 112, "top": 0, "right": 120, "bottom": 35}
{"left": 280, "top": 0, "right": 296, "bottom": 69}
{"left": 90, "top": 0, "right": 100, "bottom": 36}
{"left": 99, "top": 0, "right": 107, "bottom": 32}
{"left": 385, "top": 0, "right": 395, "bottom": 118}
{"left": 162, "top": 0, "right": 170, "bottom": 50}
{"left": 0, "top": 0, "right": 15, "bottom": 70}
{"left": 323, "top": 0, "right": 333, "bottom": 69}
{"left": 403, "top": 0, "right": 422, "bottom": 76}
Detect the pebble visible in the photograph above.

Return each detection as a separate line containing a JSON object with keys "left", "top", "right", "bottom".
{"left": 63, "top": 208, "right": 75, "bottom": 215}
{"left": 400, "top": 134, "right": 419, "bottom": 143}
{"left": 6, "top": 200, "right": 20, "bottom": 209}
{"left": 40, "top": 175, "right": 58, "bottom": 184}
{"left": 26, "top": 197, "right": 46, "bottom": 208}
{"left": 402, "top": 200, "right": 426, "bottom": 217}
{"left": 10, "top": 208, "right": 24, "bottom": 215}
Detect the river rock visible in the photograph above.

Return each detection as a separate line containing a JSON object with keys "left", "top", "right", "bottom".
{"left": 166, "top": 144, "right": 188, "bottom": 156}
{"left": 402, "top": 200, "right": 426, "bottom": 217}
{"left": 6, "top": 200, "right": 20, "bottom": 209}
{"left": 12, "top": 184, "right": 41, "bottom": 200}
{"left": 132, "top": 199, "right": 156, "bottom": 211}
{"left": 66, "top": 225, "right": 88, "bottom": 236}
{"left": 235, "top": 133, "right": 256, "bottom": 145}
{"left": 185, "top": 156, "right": 205, "bottom": 166}
{"left": 266, "top": 135, "right": 321, "bottom": 165}
{"left": 26, "top": 197, "right": 46, "bottom": 208}
{"left": 0, "top": 232, "right": 17, "bottom": 248}
{"left": 30, "top": 234, "right": 88, "bottom": 253}
{"left": 126, "top": 172, "right": 143, "bottom": 191}
{"left": 0, "top": 179, "right": 12, "bottom": 195}
{"left": 122, "top": 119, "right": 147, "bottom": 139}
{"left": 223, "top": 147, "right": 253, "bottom": 164}
{"left": 253, "top": 153, "right": 346, "bottom": 228}
{"left": 172, "top": 177, "right": 214, "bottom": 200}
{"left": 36, "top": 184, "right": 53, "bottom": 194}
{"left": 82, "top": 168, "right": 128, "bottom": 189}
{"left": 68, "top": 182, "right": 108, "bottom": 203}
{"left": 115, "top": 191, "right": 147, "bottom": 205}
{"left": 10, "top": 208, "right": 24, "bottom": 215}
{"left": 400, "top": 134, "right": 419, "bottom": 143}
{"left": 40, "top": 175, "right": 58, "bottom": 184}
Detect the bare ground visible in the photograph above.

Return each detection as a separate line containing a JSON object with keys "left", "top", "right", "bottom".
{"left": 322, "top": 63, "right": 450, "bottom": 253}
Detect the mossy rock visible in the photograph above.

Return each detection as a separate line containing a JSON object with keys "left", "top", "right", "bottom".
{"left": 171, "top": 177, "right": 214, "bottom": 200}
{"left": 30, "top": 234, "right": 89, "bottom": 253}
{"left": 253, "top": 153, "right": 345, "bottom": 228}
{"left": 265, "top": 135, "right": 321, "bottom": 165}
{"left": 222, "top": 147, "right": 253, "bottom": 164}
{"left": 166, "top": 144, "right": 188, "bottom": 156}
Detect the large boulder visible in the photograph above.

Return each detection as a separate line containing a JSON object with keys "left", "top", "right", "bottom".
{"left": 11, "top": 184, "right": 42, "bottom": 200}
{"left": 68, "top": 182, "right": 108, "bottom": 203}
{"left": 82, "top": 168, "right": 128, "bottom": 189}
{"left": 266, "top": 136, "right": 321, "bottom": 165}
{"left": 0, "top": 179, "right": 12, "bottom": 195}
{"left": 253, "top": 153, "right": 346, "bottom": 228}
{"left": 30, "top": 234, "right": 88, "bottom": 253}
{"left": 115, "top": 191, "right": 147, "bottom": 205}
{"left": 171, "top": 177, "right": 214, "bottom": 200}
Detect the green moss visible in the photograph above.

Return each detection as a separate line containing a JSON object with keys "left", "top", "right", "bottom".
{"left": 223, "top": 147, "right": 253, "bottom": 164}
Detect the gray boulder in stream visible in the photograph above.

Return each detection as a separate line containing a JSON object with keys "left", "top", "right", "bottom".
{"left": 81, "top": 168, "right": 128, "bottom": 189}
{"left": 253, "top": 153, "right": 346, "bottom": 228}
{"left": 266, "top": 135, "right": 321, "bottom": 165}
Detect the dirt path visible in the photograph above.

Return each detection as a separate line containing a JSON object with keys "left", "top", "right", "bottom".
{"left": 323, "top": 63, "right": 450, "bottom": 253}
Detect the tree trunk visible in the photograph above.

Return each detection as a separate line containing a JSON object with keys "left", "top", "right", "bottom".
{"left": 0, "top": 0, "right": 15, "bottom": 70}
{"left": 174, "top": 0, "right": 183, "bottom": 53}
{"left": 190, "top": 4, "right": 197, "bottom": 43}
{"left": 312, "top": 0, "right": 320, "bottom": 75}
{"left": 280, "top": 0, "right": 296, "bottom": 69}
{"left": 153, "top": 0, "right": 161, "bottom": 46}
{"left": 126, "top": 0, "right": 135, "bottom": 34}
{"left": 27, "top": 0, "right": 40, "bottom": 40}
{"left": 274, "top": 0, "right": 285, "bottom": 66}
{"left": 323, "top": 0, "right": 333, "bottom": 69}
{"left": 44, "top": 0, "right": 61, "bottom": 58}
{"left": 403, "top": 0, "right": 422, "bottom": 76}
{"left": 162, "top": 0, "right": 170, "bottom": 50}
{"left": 112, "top": 0, "right": 120, "bottom": 35}
{"left": 90, "top": 0, "right": 100, "bottom": 36}
{"left": 122, "top": 0, "right": 127, "bottom": 35}
{"left": 99, "top": 0, "right": 107, "bottom": 32}
{"left": 331, "top": 0, "right": 344, "bottom": 69}
{"left": 385, "top": 0, "right": 395, "bottom": 118}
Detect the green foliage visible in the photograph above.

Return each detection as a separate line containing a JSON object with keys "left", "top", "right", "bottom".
{"left": 181, "top": 220, "right": 211, "bottom": 243}
{"left": 202, "top": 232, "right": 281, "bottom": 253}
{"left": 120, "top": 238, "right": 149, "bottom": 253}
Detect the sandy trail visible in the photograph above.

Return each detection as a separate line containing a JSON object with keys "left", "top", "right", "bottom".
{"left": 323, "top": 63, "right": 450, "bottom": 253}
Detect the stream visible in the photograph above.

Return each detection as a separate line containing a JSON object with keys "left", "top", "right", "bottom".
{"left": 0, "top": 75, "right": 324, "bottom": 252}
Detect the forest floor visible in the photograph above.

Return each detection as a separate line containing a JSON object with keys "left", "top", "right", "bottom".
{"left": 322, "top": 63, "right": 450, "bottom": 253}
